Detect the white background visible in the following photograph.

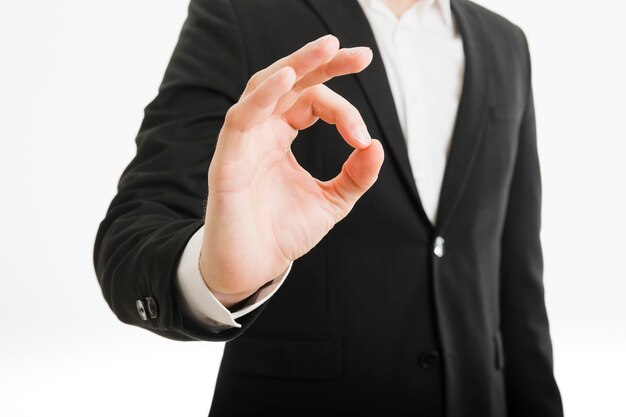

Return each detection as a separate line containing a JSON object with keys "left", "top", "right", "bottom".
{"left": 1, "top": 0, "right": 624, "bottom": 416}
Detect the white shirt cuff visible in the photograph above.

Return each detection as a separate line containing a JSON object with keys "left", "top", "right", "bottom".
{"left": 175, "top": 225, "right": 291, "bottom": 330}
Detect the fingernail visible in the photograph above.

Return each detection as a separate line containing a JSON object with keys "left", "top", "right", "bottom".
{"left": 353, "top": 126, "right": 371, "bottom": 147}
{"left": 344, "top": 47, "right": 371, "bottom": 56}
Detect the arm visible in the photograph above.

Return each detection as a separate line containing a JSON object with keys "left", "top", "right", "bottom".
{"left": 93, "top": 0, "right": 255, "bottom": 341}
{"left": 499, "top": 32, "right": 563, "bottom": 416}
{"left": 94, "top": 0, "right": 383, "bottom": 341}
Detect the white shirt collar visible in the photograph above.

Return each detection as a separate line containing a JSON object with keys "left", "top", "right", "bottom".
{"left": 358, "top": 0, "right": 453, "bottom": 29}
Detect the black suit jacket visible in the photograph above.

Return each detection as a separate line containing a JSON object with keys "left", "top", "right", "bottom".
{"left": 94, "top": 0, "right": 563, "bottom": 415}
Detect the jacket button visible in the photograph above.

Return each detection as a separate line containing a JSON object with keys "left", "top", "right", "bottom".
{"left": 136, "top": 300, "right": 148, "bottom": 321}
{"left": 433, "top": 236, "right": 445, "bottom": 257}
{"left": 145, "top": 296, "right": 158, "bottom": 319}
{"left": 419, "top": 351, "right": 440, "bottom": 370}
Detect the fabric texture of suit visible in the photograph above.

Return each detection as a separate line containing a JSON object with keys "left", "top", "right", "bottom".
{"left": 94, "top": 0, "right": 563, "bottom": 415}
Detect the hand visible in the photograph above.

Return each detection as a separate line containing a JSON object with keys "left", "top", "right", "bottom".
{"left": 200, "top": 35, "right": 385, "bottom": 307}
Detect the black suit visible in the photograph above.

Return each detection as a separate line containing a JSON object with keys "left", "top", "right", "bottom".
{"left": 94, "top": 0, "right": 563, "bottom": 415}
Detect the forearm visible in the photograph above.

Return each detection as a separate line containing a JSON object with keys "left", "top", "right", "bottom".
{"left": 94, "top": 0, "right": 252, "bottom": 341}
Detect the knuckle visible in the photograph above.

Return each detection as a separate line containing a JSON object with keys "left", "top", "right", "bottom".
{"left": 295, "top": 87, "right": 314, "bottom": 106}
{"left": 320, "top": 63, "right": 333, "bottom": 79}
{"left": 305, "top": 84, "right": 325, "bottom": 99}
{"left": 313, "top": 84, "right": 329, "bottom": 94}
{"left": 337, "top": 102, "right": 359, "bottom": 122}
{"left": 343, "top": 161, "right": 365, "bottom": 191}
{"left": 246, "top": 72, "right": 262, "bottom": 91}
{"left": 224, "top": 105, "right": 243, "bottom": 128}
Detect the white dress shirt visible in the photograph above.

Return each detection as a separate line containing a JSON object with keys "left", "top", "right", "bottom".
{"left": 175, "top": 0, "right": 465, "bottom": 330}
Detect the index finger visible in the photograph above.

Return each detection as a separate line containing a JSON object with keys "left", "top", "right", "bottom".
{"left": 241, "top": 34, "right": 339, "bottom": 99}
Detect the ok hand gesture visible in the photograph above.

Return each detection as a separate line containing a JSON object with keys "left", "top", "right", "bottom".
{"left": 201, "top": 35, "right": 384, "bottom": 306}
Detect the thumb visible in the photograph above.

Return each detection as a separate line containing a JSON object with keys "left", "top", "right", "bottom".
{"left": 326, "top": 139, "right": 384, "bottom": 217}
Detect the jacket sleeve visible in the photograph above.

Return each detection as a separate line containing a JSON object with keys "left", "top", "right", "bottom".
{"left": 499, "top": 31, "right": 564, "bottom": 417}
{"left": 93, "top": 0, "right": 263, "bottom": 341}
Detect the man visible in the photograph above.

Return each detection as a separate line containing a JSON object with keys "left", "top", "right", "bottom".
{"left": 94, "top": 0, "right": 563, "bottom": 415}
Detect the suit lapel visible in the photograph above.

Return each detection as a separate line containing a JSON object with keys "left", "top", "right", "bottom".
{"left": 304, "top": 0, "right": 491, "bottom": 231}
{"left": 305, "top": 0, "right": 430, "bottom": 225}
{"left": 435, "top": 0, "right": 491, "bottom": 231}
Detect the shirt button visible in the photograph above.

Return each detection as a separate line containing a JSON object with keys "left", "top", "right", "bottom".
{"left": 433, "top": 236, "right": 445, "bottom": 257}
{"left": 145, "top": 297, "right": 158, "bottom": 319}
{"left": 136, "top": 300, "right": 148, "bottom": 321}
{"left": 419, "top": 351, "right": 440, "bottom": 370}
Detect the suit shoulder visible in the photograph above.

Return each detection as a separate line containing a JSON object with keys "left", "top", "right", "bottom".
{"left": 463, "top": 0, "right": 522, "bottom": 32}
{"left": 463, "top": 1, "right": 528, "bottom": 50}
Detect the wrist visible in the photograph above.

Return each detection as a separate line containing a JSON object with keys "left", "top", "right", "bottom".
{"left": 205, "top": 283, "right": 258, "bottom": 309}
{"left": 198, "top": 253, "right": 261, "bottom": 309}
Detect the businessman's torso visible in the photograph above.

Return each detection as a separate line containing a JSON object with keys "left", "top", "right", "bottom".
{"left": 200, "top": 0, "right": 530, "bottom": 415}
